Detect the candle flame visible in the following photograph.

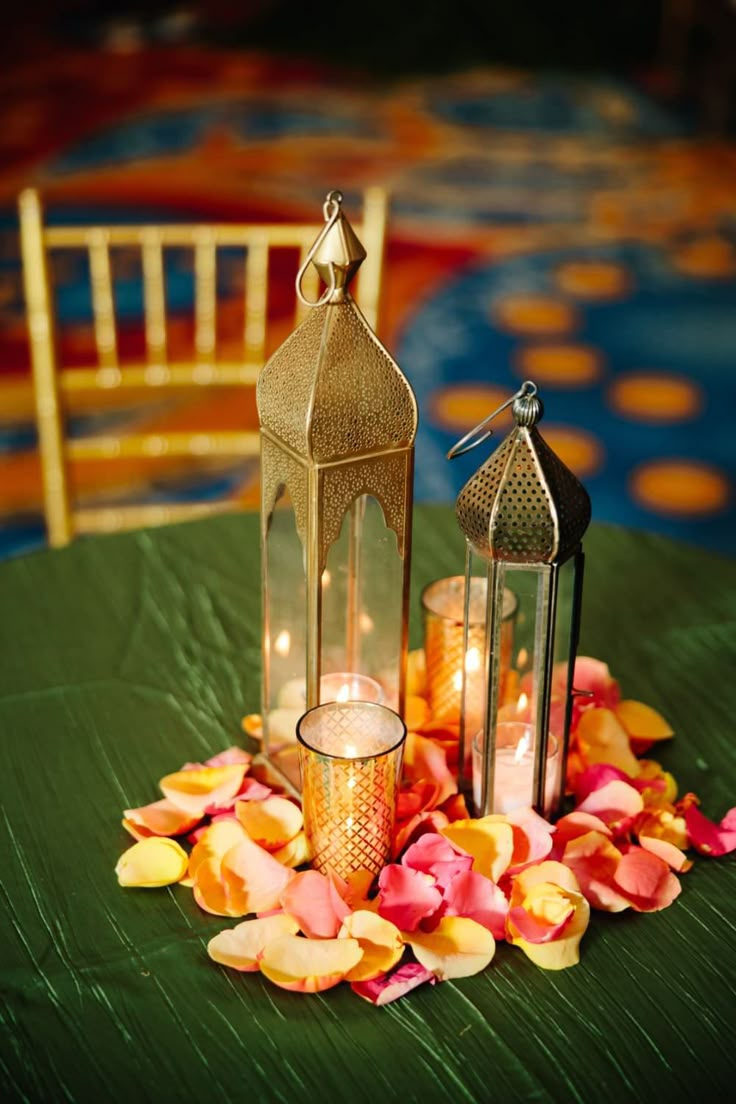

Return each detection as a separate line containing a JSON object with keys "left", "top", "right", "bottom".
{"left": 514, "top": 730, "right": 531, "bottom": 765}
{"left": 452, "top": 669, "right": 463, "bottom": 692}
{"left": 517, "top": 647, "right": 529, "bottom": 668}
{"left": 337, "top": 683, "right": 351, "bottom": 703}
{"left": 274, "top": 630, "right": 291, "bottom": 657}
{"left": 321, "top": 569, "right": 331, "bottom": 587}
{"left": 517, "top": 692, "right": 529, "bottom": 714}
{"left": 359, "top": 612, "right": 374, "bottom": 633}
{"left": 343, "top": 742, "right": 358, "bottom": 758}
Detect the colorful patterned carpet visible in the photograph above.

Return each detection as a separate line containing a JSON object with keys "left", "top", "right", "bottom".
{"left": 1, "top": 43, "right": 735, "bottom": 557}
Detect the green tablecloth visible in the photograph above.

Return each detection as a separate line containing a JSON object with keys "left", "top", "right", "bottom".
{"left": 1, "top": 506, "right": 735, "bottom": 1104}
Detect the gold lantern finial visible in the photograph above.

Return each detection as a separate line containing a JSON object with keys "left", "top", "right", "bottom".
{"left": 296, "top": 189, "right": 367, "bottom": 302}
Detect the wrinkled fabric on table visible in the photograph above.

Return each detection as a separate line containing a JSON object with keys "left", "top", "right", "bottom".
{"left": 0, "top": 506, "right": 734, "bottom": 1104}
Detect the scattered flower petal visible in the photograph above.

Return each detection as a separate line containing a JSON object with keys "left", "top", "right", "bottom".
{"left": 271, "top": 831, "right": 311, "bottom": 868}
{"left": 351, "top": 962, "right": 435, "bottom": 1005}
{"left": 615, "top": 700, "right": 673, "bottom": 756}
{"left": 506, "top": 862, "right": 590, "bottom": 969}
{"left": 403, "top": 733, "right": 457, "bottom": 804}
{"left": 221, "top": 833, "right": 295, "bottom": 915}
{"left": 392, "top": 810, "right": 450, "bottom": 858}
{"left": 402, "top": 833, "right": 473, "bottom": 890}
{"left": 160, "top": 764, "right": 247, "bottom": 817}
{"left": 406, "top": 916, "right": 495, "bottom": 980}
{"left": 280, "top": 870, "right": 351, "bottom": 938}
{"left": 442, "top": 870, "right": 509, "bottom": 939}
{"left": 377, "top": 864, "right": 443, "bottom": 931}
{"left": 561, "top": 831, "right": 630, "bottom": 912}
{"left": 236, "top": 796, "right": 303, "bottom": 851}
{"left": 205, "top": 747, "right": 253, "bottom": 768}
{"left": 259, "top": 934, "right": 362, "bottom": 993}
{"left": 122, "top": 798, "right": 201, "bottom": 841}
{"left": 577, "top": 779, "right": 644, "bottom": 833}
{"left": 575, "top": 708, "right": 640, "bottom": 777}
{"left": 406, "top": 649, "right": 427, "bottom": 697}
{"left": 115, "top": 837, "right": 188, "bottom": 888}
{"left": 338, "top": 910, "right": 404, "bottom": 981}
{"left": 612, "top": 847, "right": 681, "bottom": 911}
{"left": 207, "top": 913, "right": 300, "bottom": 971}
{"left": 684, "top": 802, "right": 736, "bottom": 857}
{"left": 440, "top": 816, "right": 515, "bottom": 882}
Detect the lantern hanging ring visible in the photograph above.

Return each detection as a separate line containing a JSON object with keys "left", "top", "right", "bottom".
{"left": 446, "top": 380, "right": 538, "bottom": 460}
{"left": 296, "top": 189, "right": 344, "bottom": 308}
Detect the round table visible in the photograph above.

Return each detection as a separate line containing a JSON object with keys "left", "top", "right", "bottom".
{"left": 1, "top": 506, "right": 734, "bottom": 1103}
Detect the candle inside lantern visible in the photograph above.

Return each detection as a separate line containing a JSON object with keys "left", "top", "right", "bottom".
{"left": 472, "top": 721, "right": 559, "bottom": 815}
{"left": 422, "top": 576, "right": 517, "bottom": 725}
{"left": 297, "top": 701, "right": 406, "bottom": 879}
{"left": 277, "top": 671, "right": 385, "bottom": 710}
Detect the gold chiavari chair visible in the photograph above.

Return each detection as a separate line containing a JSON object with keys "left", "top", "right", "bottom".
{"left": 18, "top": 187, "right": 388, "bottom": 547}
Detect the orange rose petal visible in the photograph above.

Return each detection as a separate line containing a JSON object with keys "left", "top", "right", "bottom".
{"left": 577, "top": 779, "right": 644, "bottom": 831}
{"left": 160, "top": 764, "right": 247, "bottom": 817}
{"left": 615, "top": 700, "right": 674, "bottom": 744}
{"left": 612, "top": 847, "right": 682, "bottom": 911}
{"left": 122, "top": 798, "right": 202, "bottom": 840}
{"left": 259, "top": 934, "right": 363, "bottom": 993}
{"left": 406, "top": 916, "right": 495, "bottom": 980}
{"left": 222, "top": 833, "right": 295, "bottom": 915}
{"left": 339, "top": 910, "right": 404, "bottom": 982}
{"left": 638, "top": 835, "right": 693, "bottom": 873}
{"left": 392, "top": 810, "right": 450, "bottom": 858}
{"left": 575, "top": 708, "right": 640, "bottom": 776}
{"left": 241, "top": 714, "right": 263, "bottom": 740}
{"left": 115, "top": 837, "right": 189, "bottom": 888}
{"left": 406, "top": 649, "right": 427, "bottom": 697}
{"left": 562, "top": 830, "right": 630, "bottom": 912}
{"left": 207, "top": 913, "right": 300, "bottom": 972}
{"left": 188, "top": 818, "right": 248, "bottom": 881}
{"left": 271, "top": 831, "right": 311, "bottom": 868}
{"left": 440, "top": 816, "right": 515, "bottom": 882}
{"left": 193, "top": 855, "right": 241, "bottom": 916}
{"left": 507, "top": 878, "right": 589, "bottom": 969}
{"left": 637, "top": 760, "right": 678, "bottom": 807}
{"left": 235, "top": 796, "right": 303, "bottom": 851}
{"left": 403, "top": 733, "right": 457, "bottom": 802}
{"left": 280, "top": 869, "right": 351, "bottom": 938}
{"left": 405, "top": 696, "right": 431, "bottom": 731}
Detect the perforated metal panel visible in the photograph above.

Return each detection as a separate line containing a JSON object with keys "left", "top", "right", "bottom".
{"left": 455, "top": 397, "right": 590, "bottom": 565}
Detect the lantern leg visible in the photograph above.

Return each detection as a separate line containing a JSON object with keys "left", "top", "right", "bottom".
{"left": 346, "top": 495, "right": 365, "bottom": 675}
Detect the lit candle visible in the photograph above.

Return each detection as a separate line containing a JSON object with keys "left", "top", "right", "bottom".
{"left": 422, "top": 576, "right": 517, "bottom": 724}
{"left": 277, "top": 672, "right": 384, "bottom": 710}
{"left": 472, "top": 721, "right": 559, "bottom": 815}
{"left": 298, "top": 701, "right": 406, "bottom": 879}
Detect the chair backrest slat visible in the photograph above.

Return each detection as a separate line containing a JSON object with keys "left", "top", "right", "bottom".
{"left": 194, "top": 230, "right": 217, "bottom": 362}
{"left": 141, "top": 229, "right": 167, "bottom": 364}
{"left": 244, "top": 234, "right": 269, "bottom": 362}
{"left": 88, "top": 230, "right": 119, "bottom": 369}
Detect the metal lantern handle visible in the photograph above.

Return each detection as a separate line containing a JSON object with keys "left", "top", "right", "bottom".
{"left": 447, "top": 380, "right": 538, "bottom": 460}
{"left": 295, "top": 189, "right": 343, "bottom": 308}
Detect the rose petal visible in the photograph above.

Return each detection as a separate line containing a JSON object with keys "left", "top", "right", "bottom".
{"left": 506, "top": 808, "right": 555, "bottom": 871}
{"left": 392, "top": 810, "right": 450, "bottom": 858}
{"left": 638, "top": 835, "right": 692, "bottom": 873}
{"left": 221, "top": 833, "right": 295, "bottom": 914}
{"left": 406, "top": 916, "right": 495, "bottom": 980}
{"left": 338, "top": 910, "right": 404, "bottom": 981}
{"left": 377, "top": 864, "right": 443, "bottom": 931}
{"left": 235, "top": 796, "right": 303, "bottom": 851}
{"left": 615, "top": 700, "right": 673, "bottom": 748}
{"left": 188, "top": 818, "right": 248, "bottom": 881}
{"left": 442, "top": 870, "right": 509, "bottom": 939}
{"left": 575, "top": 708, "right": 640, "bottom": 776}
{"left": 207, "top": 913, "right": 300, "bottom": 971}
{"left": 351, "top": 962, "right": 435, "bottom": 1005}
{"left": 205, "top": 747, "right": 253, "bottom": 768}
{"left": 406, "top": 649, "right": 427, "bottom": 697}
{"left": 572, "top": 764, "right": 633, "bottom": 802}
{"left": 122, "top": 798, "right": 202, "bottom": 840}
{"left": 405, "top": 695, "right": 431, "bottom": 731}
{"left": 507, "top": 863, "right": 589, "bottom": 970}
{"left": 551, "top": 811, "right": 612, "bottom": 859}
{"left": 271, "top": 831, "right": 311, "bottom": 868}
{"left": 160, "top": 764, "right": 247, "bottom": 817}
{"left": 280, "top": 870, "right": 351, "bottom": 938}
{"left": 612, "top": 846, "right": 681, "bottom": 911}
{"left": 684, "top": 803, "right": 736, "bottom": 857}
{"left": 115, "top": 837, "right": 189, "bottom": 888}
{"left": 402, "top": 732, "right": 457, "bottom": 804}
{"left": 401, "top": 833, "right": 473, "bottom": 890}
{"left": 440, "top": 817, "right": 515, "bottom": 882}
{"left": 577, "top": 779, "right": 644, "bottom": 833}
{"left": 259, "top": 934, "right": 362, "bottom": 992}
{"left": 561, "top": 830, "right": 631, "bottom": 912}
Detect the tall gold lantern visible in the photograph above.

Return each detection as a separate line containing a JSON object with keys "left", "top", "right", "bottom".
{"left": 450, "top": 381, "right": 591, "bottom": 818}
{"left": 257, "top": 191, "right": 418, "bottom": 789}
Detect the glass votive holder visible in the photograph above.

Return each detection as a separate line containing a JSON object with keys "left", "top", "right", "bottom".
{"left": 421, "top": 575, "right": 518, "bottom": 724}
{"left": 472, "top": 721, "right": 559, "bottom": 816}
{"left": 297, "top": 701, "right": 406, "bottom": 880}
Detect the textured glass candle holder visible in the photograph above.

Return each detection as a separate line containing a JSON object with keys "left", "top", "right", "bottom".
{"left": 297, "top": 701, "right": 406, "bottom": 879}
{"left": 422, "top": 576, "right": 518, "bottom": 724}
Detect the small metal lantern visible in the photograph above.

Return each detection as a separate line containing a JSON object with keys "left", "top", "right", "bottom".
{"left": 449, "top": 380, "right": 591, "bottom": 817}
{"left": 257, "top": 191, "right": 417, "bottom": 789}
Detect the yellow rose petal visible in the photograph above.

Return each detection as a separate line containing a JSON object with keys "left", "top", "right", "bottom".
{"left": 235, "top": 796, "right": 303, "bottom": 851}
{"left": 440, "top": 816, "right": 515, "bottom": 882}
{"left": 406, "top": 916, "right": 495, "bottom": 980}
{"left": 208, "top": 914, "right": 300, "bottom": 972}
{"left": 160, "top": 764, "right": 247, "bottom": 816}
{"left": 338, "top": 910, "right": 404, "bottom": 982}
{"left": 260, "top": 934, "right": 363, "bottom": 993}
{"left": 115, "top": 837, "right": 188, "bottom": 888}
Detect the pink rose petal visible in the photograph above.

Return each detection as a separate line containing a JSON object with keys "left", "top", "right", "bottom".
{"left": 562, "top": 830, "right": 631, "bottom": 912}
{"left": 551, "top": 812, "right": 612, "bottom": 859}
{"left": 205, "top": 747, "right": 253, "bottom": 768}
{"left": 392, "top": 810, "right": 450, "bottom": 859}
{"left": 402, "top": 733, "right": 457, "bottom": 804}
{"left": 684, "top": 803, "right": 736, "bottom": 857}
{"left": 577, "top": 779, "right": 644, "bottom": 833}
{"left": 351, "top": 962, "right": 436, "bottom": 1005}
{"left": 377, "top": 864, "right": 443, "bottom": 931}
{"left": 402, "top": 833, "right": 473, "bottom": 890}
{"left": 442, "top": 870, "right": 509, "bottom": 939}
{"left": 507, "top": 902, "right": 573, "bottom": 944}
{"left": 612, "top": 846, "right": 681, "bottom": 912}
{"left": 506, "top": 808, "right": 555, "bottom": 871}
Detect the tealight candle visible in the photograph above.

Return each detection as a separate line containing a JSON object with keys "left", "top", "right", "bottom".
{"left": 277, "top": 672, "right": 384, "bottom": 710}
{"left": 297, "top": 701, "right": 406, "bottom": 879}
{"left": 472, "top": 721, "right": 559, "bottom": 815}
{"left": 422, "top": 576, "right": 517, "bottom": 725}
